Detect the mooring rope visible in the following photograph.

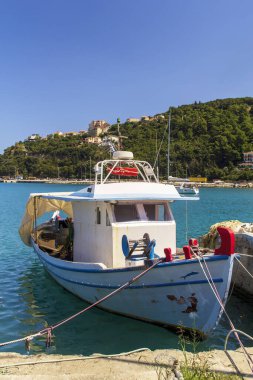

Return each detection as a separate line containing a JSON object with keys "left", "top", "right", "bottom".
{"left": 0, "top": 259, "right": 163, "bottom": 349}
{"left": 0, "top": 347, "right": 151, "bottom": 369}
{"left": 191, "top": 248, "right": 253, "bottom": 373}
{"left": 234, "top": 256, "right": 253, "bottom": 279}
{"left": 238, "top": 253, "right": 253, "bottom": 258}
{"left": 201, "top": 258, "right": 253, "bottom": 371}
{"left": 224, "top": 329, "right": 253, "bottom": 377}
{"left": 225, "top": 329, "right": 253, "bottom": 352}
{"left": 0, "top": 333, "right": 42, "bottom": 349}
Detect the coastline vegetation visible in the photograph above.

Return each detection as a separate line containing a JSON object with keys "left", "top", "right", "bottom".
{"left": 1, "top": 97, "right": 253, "bottom": 181}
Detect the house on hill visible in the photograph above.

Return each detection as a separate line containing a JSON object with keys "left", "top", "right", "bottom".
{"left": 126, "top": 118, "right": 140, "bottom": 123}
{"left": 88, "top": 120, "right": 110, "bottom": 137}
{"left": 239, "top": 152, "right": 253, "bottom": 169}
{"left": 25, "top": 134, "right": 41, "bottom": 142}
{"left": 85, "top": 136, "right": 102, "bottom": 144}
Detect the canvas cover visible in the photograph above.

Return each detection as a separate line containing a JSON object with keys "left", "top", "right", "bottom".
{"left": 19, "top": 193, "right": 73, "bottom": 246}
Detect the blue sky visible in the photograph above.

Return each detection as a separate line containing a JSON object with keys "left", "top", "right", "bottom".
{"left": 0, "top": 0, "right": 253, "bottom": 152}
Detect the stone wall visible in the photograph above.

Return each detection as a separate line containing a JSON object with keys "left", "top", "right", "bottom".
{"left": 233, "top": 233, "right": 253, "bottom": 299}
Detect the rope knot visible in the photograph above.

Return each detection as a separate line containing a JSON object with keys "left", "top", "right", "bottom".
{"left": 46, "top": 328, "right": 53, "bottom": 348}
{"left": 25, "top": 337, "right": 32, "bottom": 353}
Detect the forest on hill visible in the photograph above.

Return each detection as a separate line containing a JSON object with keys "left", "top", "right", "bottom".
{"left": 1, "top": 97, "right": 253, "bottom": 181}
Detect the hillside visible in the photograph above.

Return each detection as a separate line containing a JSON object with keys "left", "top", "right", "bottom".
{"left": 1, "top": 97, "right": 253, "bottom": 181}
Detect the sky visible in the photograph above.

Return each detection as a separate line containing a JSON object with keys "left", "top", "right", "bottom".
{"left": 0, "top": 0, "right": 253, "bottom": 153}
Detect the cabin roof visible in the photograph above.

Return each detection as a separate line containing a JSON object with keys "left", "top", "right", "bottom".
{"left": 36, "top": 182, "right": 199, "bottom": 202}
{"left": 19, "top": 182, "right": 198, "bottom": 247}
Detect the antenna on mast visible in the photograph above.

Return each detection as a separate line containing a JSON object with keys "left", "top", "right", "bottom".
{"left": 117, "top": 117, "right": 121, "bottom": 150}
{"left": 167, "top": 108, "right": 171, "bottom": 181}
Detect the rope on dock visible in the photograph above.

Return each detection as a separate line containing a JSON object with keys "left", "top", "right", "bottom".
{"left": 0, "top": 259, "right": 163, "bottom": 350}
{"left": 224, "top": 329, "right": 253, "bottom": 377}
{"left": 225, "top": 329, "right": 253, "bottom": 351}
{"left": 0, "top": 347, "right": 151, "bottom": 369}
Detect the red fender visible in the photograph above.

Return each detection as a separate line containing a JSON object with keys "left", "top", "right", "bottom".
{"left": 183, "top": 245, "right": 192, "bottom": 260}
{"left": 214, "top": 226, "right": 235, "bottom": 256}
{"left": 189, "top": 238, "right": 199, "bottom": 247}
{"left": 164, "top": 248, "right": 173, "bottom": 262}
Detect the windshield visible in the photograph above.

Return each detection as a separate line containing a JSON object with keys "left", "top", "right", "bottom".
{"left": 112, "top": 202, "right": 172, "bottom": 223}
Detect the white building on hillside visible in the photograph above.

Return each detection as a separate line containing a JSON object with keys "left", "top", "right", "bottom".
{"left": 88, "top": 120, "right": 110, "bottom": 137}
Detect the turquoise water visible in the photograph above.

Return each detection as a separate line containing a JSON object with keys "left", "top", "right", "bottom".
{"left": 0, "top": 183, "right": 253, "bottom": 355}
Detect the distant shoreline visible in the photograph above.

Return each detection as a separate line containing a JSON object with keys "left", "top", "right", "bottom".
{"left": 1, "top": 178, "right": 253, "bottom": 188}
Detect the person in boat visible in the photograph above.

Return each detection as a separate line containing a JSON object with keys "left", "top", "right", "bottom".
{"left": 51, "top": 210, "right": 60, "bottom": 221}
{"left": 50, "top": 210, "right": 61, "bottom": 231}
{"left": 60, "top": 217, "right": 74, "bottom": 261}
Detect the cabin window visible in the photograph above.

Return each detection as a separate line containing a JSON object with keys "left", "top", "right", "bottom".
{"left": 114, "top": 204, "right": 139, "bottom": 222}
{"left": 143, "top": 204, "right": 156, "bottom": 220}
{"left": 106, "top": 210, "right": 111, "bottom": 226}
{"left": 143, "top": 203, "right": 170, "bottom": 221}
{"left": 96, "top": 207, "right": 101, "bottom": 224}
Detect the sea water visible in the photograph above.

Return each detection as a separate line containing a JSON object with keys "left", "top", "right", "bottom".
{"left": 0, "top": 183, "right": 253, "bottom": 355}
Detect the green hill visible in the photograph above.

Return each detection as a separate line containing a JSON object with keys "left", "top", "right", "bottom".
{"left": 1, "top": 97, "right": 253, "bottom": 181}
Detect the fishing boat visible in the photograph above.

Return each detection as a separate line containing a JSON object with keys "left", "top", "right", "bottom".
{"left": 176, "top": 183, "right": 199, "bottom": 195}
{"left": 19, "top": 150, "right": 237, "bottom": 336}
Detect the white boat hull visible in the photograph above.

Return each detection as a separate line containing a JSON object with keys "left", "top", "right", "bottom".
{"left": 177, "top": 187, "right": 199, "bottom": 195}
{"left": 32, "top": 240, "right": 235, "bottom": 335}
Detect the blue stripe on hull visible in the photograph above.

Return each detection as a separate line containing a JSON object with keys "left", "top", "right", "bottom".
{"left": 44, "top": 264, "right": 223, "bottom": 290}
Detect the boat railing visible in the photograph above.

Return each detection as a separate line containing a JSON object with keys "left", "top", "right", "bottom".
{"left": 94, "top": 159, "right": 158, "bottom": 184}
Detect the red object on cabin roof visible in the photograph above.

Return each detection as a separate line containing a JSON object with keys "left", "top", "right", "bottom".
{"left": 107, "top": 166, "right": 139, "bottom": 177}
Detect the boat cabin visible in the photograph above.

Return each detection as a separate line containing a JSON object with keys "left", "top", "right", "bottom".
{"left": 19, "top": 151, "right": 198, "bottom": 269}
{"left": 72, "top": 198, "right": 176, "bottom": 268}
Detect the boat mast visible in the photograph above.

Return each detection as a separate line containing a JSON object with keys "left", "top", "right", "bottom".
{"left": 155, "top": 129, "right": 159, "bottom": 180}
{"left": 117, "top": 117, "right": 121, "bottom": 150}
{"left": 167, "top": 108, "right": 171, "bottom": 181}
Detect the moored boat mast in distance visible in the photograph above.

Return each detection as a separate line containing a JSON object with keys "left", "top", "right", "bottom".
{"left": 167, "top": 108, "right": 171, "bottom": 181}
